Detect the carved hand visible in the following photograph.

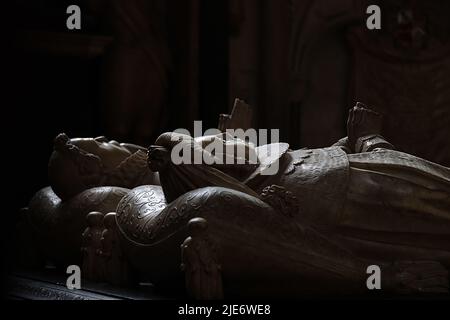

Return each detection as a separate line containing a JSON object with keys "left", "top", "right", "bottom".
{"left": 147, "top": 146, "right": 170, "bottom": 172}
{"left": 347, "top": 102, "right": 383, "bottom": 149}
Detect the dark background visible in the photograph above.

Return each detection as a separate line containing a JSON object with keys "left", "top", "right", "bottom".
{"left": 7, "top": 0, "right": 450, "bottom": 246}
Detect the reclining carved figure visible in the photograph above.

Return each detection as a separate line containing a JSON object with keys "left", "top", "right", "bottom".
{"left": 21, "top": 102, "right": 450, "bottom": 297}
{"left": 115, "top": 103, "right": 449, "bottom": 297}
{"left": 19, "top": 134, "right": 159, "bottom": 267}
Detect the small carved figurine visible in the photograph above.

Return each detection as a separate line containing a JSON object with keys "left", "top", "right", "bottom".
{"left": 181, "top": 217, "right": 223, "bottom": 300}
{"left": 81, "top": 211, "right": 105, "bottom": 281}
{"left": 100, "top": 212, "right": 129, "bottom": 286}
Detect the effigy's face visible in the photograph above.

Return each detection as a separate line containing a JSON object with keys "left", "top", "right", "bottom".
{"left": 71, "top": 137, "right": 132, "bottom": 171}
{"left": 195, "top": 133, "right": 259, "bottom": 165}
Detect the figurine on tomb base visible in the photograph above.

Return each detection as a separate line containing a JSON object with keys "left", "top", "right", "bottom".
{"left": 181, "top": 218, "right": 223, "bottom": 300}
{"left": 81, "top": 211, "right": 105, "bottom": 281}
{"left": 100, "top": 212, "right": 129, "bottom": 286}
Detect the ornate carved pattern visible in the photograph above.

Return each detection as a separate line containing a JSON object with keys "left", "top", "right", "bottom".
{"left": 116, "top": 186, "right": 167, "bottom": 243}
{"left": 8, "top": 277, "right": 113, "bottom": 300}
{"left": 260, "top": 185, "right": 299, "bottom": 217}
{"left": 116, "top": 185, "right": 271, "bottom": 245}
{"left": 277, "top": 147, "right": 350, "bottom": 226}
